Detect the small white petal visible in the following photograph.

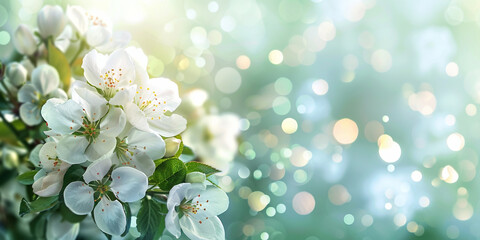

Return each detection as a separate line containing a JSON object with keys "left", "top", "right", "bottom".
{"left": 165, "top": 210, "right": 181, "bottom": 238}
{"left": 64, "top": 181, "right": 95, "bottom": 215}
{"left": 57, "top": 135, "right": 89, "bottom": 164}
{"left": 109, "top": 84, "right": 136, "bottom": 106}
{"left": 46, "top": 214, "right": 80, "bottom": 240}
{"left": 38, "top": 142, "right": 58, "bottom": 171}
{"left": 48, "top": 88, "right": 68, "bottom": 100}
{"left": 20, "top": 102, "right": 42, "bottom": 126}
{"left": 125, "top": 47, "right": 149, "bottom": 83}
{"left": 33, "top": 170, "right": 66, "bottom": 197}
{"left": 95, "top": 31, "right": 131, "bottom": 53}
{"left": 110, "top": 167, "right": 148, "bottom": 202}
{"left": 32, "top": 65, "right": 60, "bottom": 96}
{"left": 55, "top": 25, "right": 73, "bottom": 53}
{"left": 179, "top": 215, "right": 225, "bottom": 240}
{"left": 41, "top": 98, "right": 84, "bottom": 135}
{"left": 127, "top": 128, "right": 165, "bottom": 160}
{"left": 66, "top": 6, "right": 88, "bottom": 35}
{"left": 187, "top": 186, "right": 229, "bottom": 218}
{"left": 82, "top": 49, "right": 108, "bottom": 87}
{"left": 100, "top": 107, "right": 126, "bottom": 137}
{"left": 86, "top": 26, "right": 111, "bottom": 47}
{"left": 167, "top": 183, "right": 191, "bottom": 211}
{"left": 17, "top": 83, "right": 38, "bottom": 103}
{"left": 148, "top": 114, "right": 187, "bottom": 137}
{"left": 6, "top": 62, "right": 27, "bottom": 87}
{"left": 85, "top": 134, "right": 116, "bottom": 162}
{"left": 143, "top": 78, "right": 182, "bottom": 110}
{"left": 94, "top": 198, "right": 126, "bottom": 236}
{"left": 83, "top": 158, "right": 112, "bottom": 183}
{"left": 71, "top": 87, "right": 108, "bottom": 122}
{"left": 110, "top": 151, "right": 155, "bottom": 177}
{"left": 124, "top": 102, "right": 149, "bottom": 132}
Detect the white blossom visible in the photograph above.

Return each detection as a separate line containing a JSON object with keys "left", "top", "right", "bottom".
{"left": 13, "top": 24, "right": 36, "bottom": 55}
{"left": 37, "top": 5, "right": 66, "bottom": 39}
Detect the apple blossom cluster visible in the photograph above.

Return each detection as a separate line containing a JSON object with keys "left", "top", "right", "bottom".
{"left": 1, "top": 4, "right": 231, "bottom": 240}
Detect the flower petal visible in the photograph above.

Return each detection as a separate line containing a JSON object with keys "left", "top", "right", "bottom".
{"left": 110, "top": 167, "right": 148, "bottom": 202}
{"left": 101, "top": 49, "right": 135, "bottom": 88}
{"left": 95, "top": 31, "right": 131, "bottom": 53}
{"left": 93, "top": 198, "right": 126, "bottom": 236}
{"left": 17, "top": 83, "right": 38, "bottom": 103}
{"left": 179, "top": 215, "right": 225, "bottom": 240}
{"left": 57, "top": 135, "right": 89, "bottom": 164}
{"left": 127, "top": 128, "right": 165, "bottom": 160}
{"left": 124, "top": 102, "right": 149, "bottom": 132}
{"left": 83, "top": 158, "right": 112, "bottom": 183}
{"left": 37, "top": 5, "right": 66, "bottom": 38}
{"left": 32, "top": 64, "right": 60, "bottom": 96}
{"left": 82, "top": 49, "right": 108, "bottom": 87}
{"left": 38, "top": 142, "right": 58, "bottom": 171}
{"left": 125, "top": 47, "right": 149, "bottom": 83}
{"left": 46, "top": 214, "right": 80, "bottom": 240}
{"left": 33, "top": 170, "right": 66, "bottom": 197}
{"left": 109, "top": 84, "right": 136, "bottom": 106}
{"left": 48, "top": 88, "right": 68, "bottom": 100}
{"left": 64, "top": 181, "right": 95, "bottom": 215}
{"left": 41, "top": 98, "right": 84, "bottom": 135}
{"left": 100, "top": 107, "right": 126, "bottom": 137}
{"left": 85, "top": 134, "right": 116, "bottom": 162}
{"left": 147, "top": 114, "right": 187, "bottom": 137}
{"left": 144, "top": 78, "right": 182, "bottom": 110}
{"left": 86, "top": 25, "right": 111, "bottom": 47}
{"left": 66, "top": 6, "right": 88, "bottom": 35}
{"left": 71, "top": 87, "right": 108, "bottom": 122}
{"left": 187, "top": 186, "right": 229, "bottom": 218}
{"left": 20, "top": 102, "right": 42, "bottom": 126}
{"left": 165, "top": 209, "right": 181, "bottom": 238}
{"left": 167, "top": 183, "right": 191, "bottom": 211}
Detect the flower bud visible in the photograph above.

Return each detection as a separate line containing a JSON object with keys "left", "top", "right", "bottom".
{"left": 2, "top": 149, "right": 19, "bottom": 169}
{"left": 13, "top": 24, "right": 36, "bottom": 55}
{"left": 164, "top": 138, "right": 181, "bottom": 157}
{"left": 185, "top": 172, "right": 206, "bottom": 183}
{"left": 6, "top": 62, "right": 27, "bottom": 87}
{"left": 37, "top": 5, "right": 66, "bottom": 39}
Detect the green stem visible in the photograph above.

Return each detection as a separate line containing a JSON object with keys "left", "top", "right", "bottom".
{"left": 69, "top": 39, "right": 87, "bottom": 66}
{"left": 0, "top": 110, "right": 30, "bottom": 150}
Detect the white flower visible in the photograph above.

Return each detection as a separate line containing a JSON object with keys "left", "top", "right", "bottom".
{"left": 6, "top": 62, "right": 27, "bottom": 87}
{"left": 41, "top": 87, "right": 126, "bottom": 164}
{"left": 13, "top": 24, "right": 36, "bottom": 55}
{"left": 125, "top": 46, "right": 149, "bottom": 83}
{"left": 124, "top": 77, "right": 186, "bottom": 137}
{"left": 55, "top": 25, "right": 73, "bottom": 53}
{"left": 32, "top": 142, "right": 71, "bottom": 197}
{"left": 111, "top": 127, "right": 165, "bottom": 176}
{"left": 37, "top": 5, "right": 66, "bottom": 39}
{"left": 67, "top": 6, "right": 130, "bottom": 52}
{"left": 17, "top": 64, "right": 67, "bottom": 126}
{"left": 46, "top": 213, "right": 80, "bottom": 240}
{"left": 164, "top": 137, "right": 181, "bottom": 158}
{"left": 166, "top": 183, "right": 229, "bottom": 240}
{"left": 182, "top": 114, "right": 240, "bottom": 172}
{"left": 81, "top": 49, "right": 137, "bottom": 105}
{"left": 63, "top": 158, "right": 148, "bottom": 236}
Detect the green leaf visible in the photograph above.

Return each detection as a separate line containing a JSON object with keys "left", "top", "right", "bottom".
{"left": 136, "top": 197, "right": 167, "bottom": 239}
{"left": 179, "top": 145, "right": 195, "bottom": 162}
{"left": 19, "top": 196, "right": 58, "bottom": 217}
{"left": 17, "top": 170, "right": 38, "bottom": 185}
{"left": 121, "top": 203, "right": 131, "bottom": 237}
{"left": 59, "top": 203, "right": 86, "bottom": 223}
{"left": 47, "top": 39, "right": 71, "bottom": 91}
{"left": 29, "top": 211, "right": 49, "bottom": 239}
{"left": 185, "top": 162, "right": 220, "bottom": 176}
{"left": 152, "top": 158, "right": 186, "bottom": 190}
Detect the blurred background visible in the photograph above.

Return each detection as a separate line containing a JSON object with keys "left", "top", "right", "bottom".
{"left": 1, "top": 0, "right": 480, "bottom": 239}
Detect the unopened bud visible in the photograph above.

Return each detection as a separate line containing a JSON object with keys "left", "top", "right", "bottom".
{"left": 37, "top": 5, "right": 66, "bottom": 39}
{"left": 6, "top": 62, "right": 27, "bottom": 87}
{"left": 185, "top": 172, "right": 206, "bottom": 183}
{"left": 13, "top": 24, "right": 36, "bottom": 55}
{"left": 164, "top": 138, "right": 181, "bottom": 158}
{"left": 3, "top": 149, "right": 19, "bottom": 169}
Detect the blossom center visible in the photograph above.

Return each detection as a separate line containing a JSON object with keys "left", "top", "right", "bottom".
{"left": 134, "top": 86, "right": 167, "bottom": 120}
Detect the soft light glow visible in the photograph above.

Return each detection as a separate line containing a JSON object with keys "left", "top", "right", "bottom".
{"left": 466, "top": 104, "right": 477, "bottom": 116}
{"left": 408, "top": 91, "right": 436, "bottom": 116}
{"left": 292, "top": 192, "right": 315, "bottom": 215}
{"left": 248, "top": 191, "right": 269, "bottom": 212}
{"left": 236, "top": 55, "right": 251, "bottom": 70}
{"left": 446, "top": 133, "right": 465, "bottom": 151}
{"left": 269, "top": 50, "right": 284, "bottom": 65}
{"left": 312, "top": 79, "right": 329, "bottom": 95}
{"left": 378, "top": 136, "right": 401, "bottom": 163}
{"left": 453, "top": 199, "right": 473, "bottom": 221}
{"left": 411, "top": 170, "right": 422, "bottom": 182}
{"left": 281, "top": 118, "right": 298, "bottom": 134}
{"left": 371, "top": 49, "right": 392, "bottom": 72}
{"left": 441, "top": 165, "right": 459, "bottom": 183}
{"left": 333, "top": 118, "right": 359, "bottom": 145}
{"left": 328, "top": 184, "right": 351, "bottom": 206}
{"left": 446, "top": 62, "right": 459, "bottom": 77}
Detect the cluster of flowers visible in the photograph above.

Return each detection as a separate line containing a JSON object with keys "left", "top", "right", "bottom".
{"left": 2, "top": 4, "right": 231, "bottom": 240}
